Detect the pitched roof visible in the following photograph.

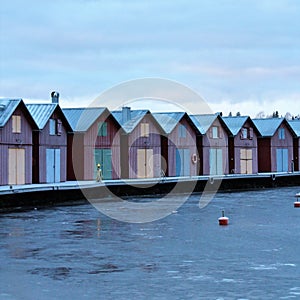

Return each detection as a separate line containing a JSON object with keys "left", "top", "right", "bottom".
{"left": 152, "top": 112, "right": 185, "bottom": 134}
{"left": 112, "top": 109, "right": 149, "bottom": 134}
{"left": 190, "top": 114, "right": 219, "bottom": 134}
{"left": 0, "top": 99, "right": 22, "bottom": 127}
{"left": 26, "top": 104, "right": 57, "bottom": 129}
{"left": 288, "top": 120, "right": 300, "bottom": 137}
{"left": 62, "top": 107, "right": 107, "bottom": 132}
{"left": 252, "top": 118, "right": 284, "bottom": 137}
{"left": 222, "top": 116, "right": 250, "bottom": 136}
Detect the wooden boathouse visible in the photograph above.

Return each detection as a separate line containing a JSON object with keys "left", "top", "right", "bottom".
{"left": 0, "top": 99, "right": 37, "bottom": 185}
{"left": 253, "top": 118, "right": 295, "bottom": 172}
{"left": 222, "top": 116, "right": 260, "bottom": 174}
{"left": 112, "top": 107, "right": 164, "bottom": 179}
{"left": 152, "top": 112, "right": 200, "bottom": 177}
{"left": 63, "top": 107, "right": 121, "bottom": 181}
{"left": 26, "top": 93, "right": 72, "bottom": 183}
{"left": 190, "top": 114, "right": 229, "bottom": 175}
{"left": 288, "top": 119, "right": 300, "bottom": 172}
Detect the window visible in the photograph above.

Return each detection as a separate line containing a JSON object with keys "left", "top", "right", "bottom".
{"left": 212, "top": 126, "right": 219, "bottom": 139}
{"left": 98, "top": 122, "right": 107, "bottom": 136}
{"left": 49, "top": 119, "right": 56, "bottom": 135}
{"left": 57, "top": 119, "right": 62, "bottom": 136}
{"left": 141, "top": 123, "right": 149, "bottom": 137}
{"left": 241, "top": 128, "right": 248, "bottom": 139}
{"left": 12, "top": 115, "right": 21, "bottom": 133}
{"left": 179, "top": 124, "right": 186, "bottom": 138}
{"left": 279, "top": 128, "right": 285, "bottom": 140}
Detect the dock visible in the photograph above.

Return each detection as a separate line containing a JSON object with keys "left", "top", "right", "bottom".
{"left": 1, "top": 172, "right": 300, "bottom": 211}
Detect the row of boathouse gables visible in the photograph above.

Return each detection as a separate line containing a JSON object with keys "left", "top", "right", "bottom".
{"left": 0, "top": 92, "right": 300, "bottom": 186}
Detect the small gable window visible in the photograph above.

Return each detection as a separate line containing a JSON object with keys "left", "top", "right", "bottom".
{"left": 49, "top": 119, "right": 56, "bottom": 135}
{"left": 12, "top": 115, "right": 21, "bottom": 133}
{"left": 278, "top": 128, "right": 285, "bottom": 140}
{"left": 57, "top": 119, "right": 62, "bottom": 136}
{"left": 241, "top": 128, "right": 248, "bottom": 139}
{"left": 98, "top": 122, "right": 108, "bottom": 137}
{"left": 179, "top": 124, "right": 186, "bottom": 138}
{"left": 212, "top": 126, "right": 219, "bottom": 139}
{"left": 141, "top": 123, "right": 149, "bottom": 137}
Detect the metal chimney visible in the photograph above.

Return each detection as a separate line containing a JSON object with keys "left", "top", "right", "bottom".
{"left": 122, "top": 106, "right": 131, "bottom": 123}
{"left": 51, "top": 91, "right": 59, "bottom": 104}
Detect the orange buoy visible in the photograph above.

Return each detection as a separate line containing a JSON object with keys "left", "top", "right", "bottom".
{"left": 218, "top": 210, "right": 229, "bottom": 226}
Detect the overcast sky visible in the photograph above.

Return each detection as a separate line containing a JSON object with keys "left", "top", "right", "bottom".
{"left": 1, "top": 0, "right": 299, "bottom": 117}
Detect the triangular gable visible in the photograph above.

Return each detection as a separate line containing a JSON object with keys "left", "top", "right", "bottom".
{"left": 252, "top": 118, "right": 284, "bottom": 137}
{"left": 0, "top": 99, "right": 37, "bottom": 129}
{"left": 63, "top": 107, "right": 109, "bottom": 132}
{"left": 152, "top": 112, "right": 185, "bottom": 134}
{"left": 222, "top": 116, "right": 260, "bottom": 137}
{"left": 288, "top": 120, "right": 300, "bottom": 138}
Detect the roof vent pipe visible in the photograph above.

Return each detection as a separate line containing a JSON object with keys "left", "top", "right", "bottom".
{"left": 122, "top": 106, "right": 131, "bottom": 123}
{"left": 51, "top": 91, "right": 59, "bottom": 104}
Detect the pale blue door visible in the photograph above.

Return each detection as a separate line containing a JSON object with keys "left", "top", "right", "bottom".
{"left": 276, "top": 148, "right": 288, "bottom": 172}
{"left": 176, "top": 148, "right": 190, "bottom": 176}
{"left": 46, "top": 149, "right": 60, "bottom": 183}
{"left": 210, "top": 148, "right": 223, "bottom": 175}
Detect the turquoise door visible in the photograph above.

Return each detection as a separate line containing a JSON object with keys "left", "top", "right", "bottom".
{"left": 94, "top": 149, "right": 112, "bottom": 179}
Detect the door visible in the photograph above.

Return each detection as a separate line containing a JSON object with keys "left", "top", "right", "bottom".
{"left": 176, "top": 148, "right": 190, "bottom": 176}
{"left": 46, "top": 149, "right": 61, "bottom": 183}
{"left": 209, "top": 148, "right": 223, "bottom": 175}
{"left": 137, "top": 148, "right": 153, "bottom": 178}
{"left": 8, "top": 148, "right": 25, "bottom": 185}
{"left": 276, "top": 148, "right": 288, "bottom": 172}
{"left": 94, "top": 149, "right": 112, "bottom": 179}
{"left": 240, "top": 149, "right": 253, "bottom": 174}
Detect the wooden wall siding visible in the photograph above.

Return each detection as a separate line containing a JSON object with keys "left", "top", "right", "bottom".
{"left": 167, "top": 118, "right": 198, "bottom": 177}
{"left": 127, "top": 115, "right": 162, "bottom": 178}
{"left": 69, "top": 113, "right": 121, "bottom": 181}
{"left": 269, "top": 124, "right": 294, "bottom": 172}
{"left": 69, "top": 133, "right": 84, "bottom": 180}
{"left": 0, "top": 145, "right": 32, "bottom": 185}
{"left": 201, "top": 118, "right": 229, "bottom": 175}
{"left": 37, "top": 146, "right": 67, "bottom": 183}
{"left": 296, "top": 139, "right": 300, "bottom": 171}
{"left": 33, "top": 110, "right": 68, "bottom": 183}
{"left": 231, "top": 120, "right": 258, "bottom": 174}
{"left": 257, "top": 139, "right": 271, "bottom": 172}
{"left": 38, "top": 111, "right": 68, "bottom": 147}
{"left": 0, "top": 106, "right": 33, "bottom": 146}
{"left": 0, "top": 106, "right": 34, "bottom": 185}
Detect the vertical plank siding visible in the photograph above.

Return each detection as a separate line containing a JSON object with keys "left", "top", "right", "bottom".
{"left": 33, "top": 109, "right": 69, "bottom": 183}
{"left": 201, "top": 118, "right": 229, "bottom": 175}
{"left": 71, "top": 113, "right": 121, "bottom": 181}
{"left": 128, "top": 114, "right": 161, "bottom": 178}
{"left": 232, "top": 120, "right": 258, "bottom": 174}
{"left": 270, "top": 123, "right": 294, "bottom": 172}
{"left": 0, "top": 104, "right": 34, "bottom": 185}
{"left": 167, "top": 118, "right": 198, "bottom": 177}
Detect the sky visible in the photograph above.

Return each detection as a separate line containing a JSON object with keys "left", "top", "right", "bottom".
{"left": 1, "top": 0, "right": 300, "bottom": 117}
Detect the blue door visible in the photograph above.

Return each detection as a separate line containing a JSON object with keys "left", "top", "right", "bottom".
{"left": 176, "top": 148, "right": 190, "bottom": 176}
{"left": 210, "top": 148, "right": 223, "bottom": 175}
{"left": 46, "top": 149, "right": 60, "bottom": 183}
{"left": 276, "top": 148, "right": 288, "bottom": 172}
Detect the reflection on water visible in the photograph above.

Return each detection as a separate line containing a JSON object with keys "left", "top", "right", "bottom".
{"left": 0, "top": 187, "right": 300, "bottom": 299}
